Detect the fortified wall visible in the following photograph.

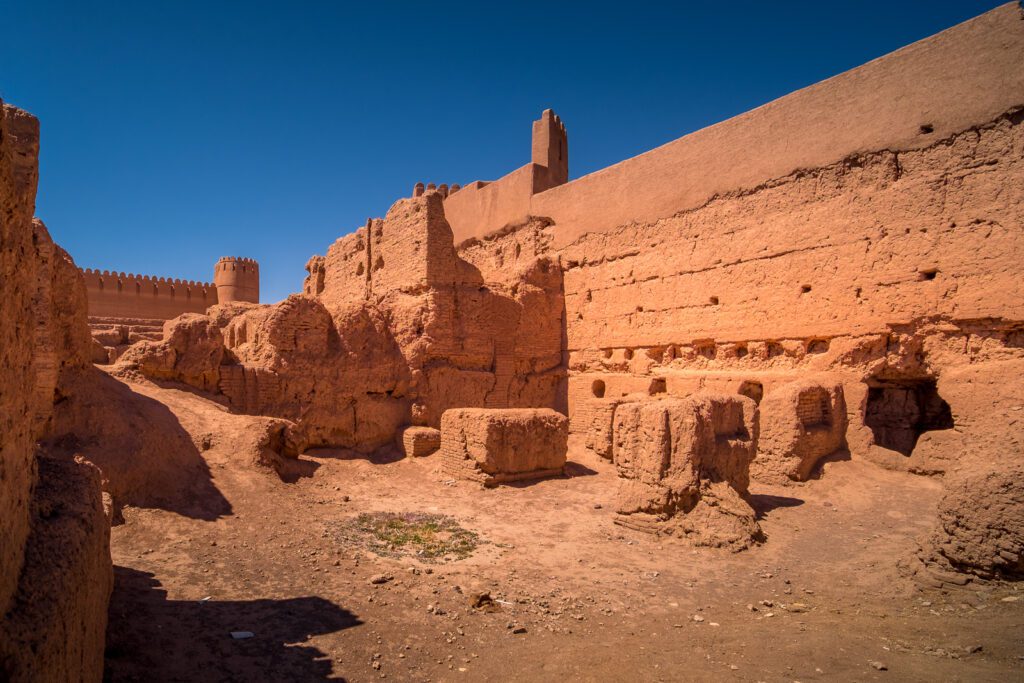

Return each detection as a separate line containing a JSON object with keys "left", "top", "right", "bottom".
{"left": 415, "top": 109, "right": 569, "bottom": 240}
{"left": 82, "top": 256, "right": 259, "bottom": 360}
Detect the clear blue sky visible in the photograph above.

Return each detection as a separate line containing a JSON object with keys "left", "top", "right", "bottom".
{"left": 0, "top": 0, "right": 1005, "bottom": 302}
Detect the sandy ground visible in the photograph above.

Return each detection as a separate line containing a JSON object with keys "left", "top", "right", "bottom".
{"left": 103, "top": 380, "right": 1024, "bottom": 682}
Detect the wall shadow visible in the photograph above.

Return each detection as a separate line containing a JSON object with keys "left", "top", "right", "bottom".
{"left": 105, "top": 566, "right": 361, "bottom": 682}
{"left": 749, "top": 494, "right": 805, "bottom": 521}
{"left": 48, "top": 367, "right": 232, "bottom": 521}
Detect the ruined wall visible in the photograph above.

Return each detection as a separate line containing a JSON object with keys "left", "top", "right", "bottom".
{"left": 562, "top": 109, "right": 1024, "bottom": 420}
{"left": 80, "top": 268, "right": 217, "bottom": 320}
{"left": 309, "top": 192, "right": 565, "bottom": 428}
{"left": 0, "top": 102, "right": 41, "bottom": 629}
{"left": 0, "top": 101, "right": 112, "bottom": 682}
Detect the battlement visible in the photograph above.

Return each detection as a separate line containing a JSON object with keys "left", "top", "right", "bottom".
{"left": 412, "top": 182, "right": 462, "bottom": 198}
{"left": 79, "top": 266, "right": 218, "bottom": 320}
{"left": 216, "top": 256, "right": 259, "bottom": 270}
{"left": 80, "top": 268, "right": 216, "bottom": 290}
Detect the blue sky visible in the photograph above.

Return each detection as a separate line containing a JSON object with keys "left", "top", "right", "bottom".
{"left": 0, "top": 0, "right": 1005, "bottom": 302}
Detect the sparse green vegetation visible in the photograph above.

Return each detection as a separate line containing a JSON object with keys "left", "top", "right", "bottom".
{"left": 335, "top": 512, "right": 481, "bottom": 562}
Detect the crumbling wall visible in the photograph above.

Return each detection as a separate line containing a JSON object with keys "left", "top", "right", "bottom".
{"left": 0, "top": 101, "right": 112, "bottom": 682}
{"left": 439, "top": 408, "right": 568, "bottom": 486}
{"left": 117, "top": 313, "right": 225, "bottom": 392}
{"left": 612, "top": 393, "right": 761, "bottom": 550}
{"left": 0, "top": 102, "right": 42, "bottom": 630}
{"left": 308, "top": 192, "right": 565, "bottom": 429}
{"left": 753, "top": 379, "right": 847, "bottom": 484}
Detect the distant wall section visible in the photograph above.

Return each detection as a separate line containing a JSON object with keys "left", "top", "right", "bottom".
{"left": 80, "top": 269, "right": 217, "bottom": 320}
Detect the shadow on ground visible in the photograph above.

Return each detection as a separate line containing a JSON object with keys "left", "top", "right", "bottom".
{"left": 749, "top": 493, "right": 805, "bottom": 520}
{"left": 105, "top": 566, "right": 361, "bottom": 682}
{"left": 49, "top": 368, "right": 233, "bottom": 521}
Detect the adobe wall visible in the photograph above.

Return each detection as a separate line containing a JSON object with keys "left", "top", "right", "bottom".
{"left": 0, "top": 101, "right": 112, "bottom": 682}
{"left": 308, "top": 192, "right": 565, "bottom": 429}
{"left": 0, "top": 101, "right": 41, "bottom": 626}
{"left": 442, "top": 164, "right": 537, "bottom": 244}
{"left": 80, "top": 268, "right": 218, "bottom": 320}
{"left": 446, "top": 3, "right": 1024, "bottom": 247}
{"left": 441, "top": 110, "right": 571, "bottom": 242}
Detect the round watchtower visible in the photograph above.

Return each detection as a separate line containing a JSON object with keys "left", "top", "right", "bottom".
{"left": 214, "top": 256, "right": 260, "bottom": 304}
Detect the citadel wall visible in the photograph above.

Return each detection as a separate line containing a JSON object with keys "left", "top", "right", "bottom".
{"left": 80, "top": 269, "right": 217, "bottom": 320}
{"left": 79, "top": 256, "right": 259, "bottom": 323}
{"left": 439, "top": 109, "right": 570, "bottom": 241}
{"left": 445, "top": 3, "right": 1024, "bottom": 248}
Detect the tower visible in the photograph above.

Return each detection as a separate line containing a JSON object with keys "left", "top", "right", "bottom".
{"left": 214, "top": 256, "right": 260, "bottom": 304}
{"left": 531, "top": 109, "right": 568, "bottom": 188}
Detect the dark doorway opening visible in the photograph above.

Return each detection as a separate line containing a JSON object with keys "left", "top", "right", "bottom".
{"left": 864, "top": 378, "right": 953, "bottom": 456}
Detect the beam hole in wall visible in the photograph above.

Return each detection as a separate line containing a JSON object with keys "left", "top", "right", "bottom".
{"left": 623, "top": 349, "right": 634, "bottom": 360}
{"left": 591, "top": 379, "right": 606, "bottom": 399}
{"left": 602, "top": 349, "right": 613, "bottom": 359}
{"left": 374, "top": 256, "right": 384, "bottom": 271}
{"left": 864, "top": 378, "right": 953, "bottom": 456}
{"left": 919, "top": 123, "right": 934, "bottom": 134}
{"left": 918, "top": 268, "right": 938, "bottom": 281}
{"left": 806, "top": 339, "right": 830, "bottom": 354}
{"left": 664, "top": 345, "right": 677, "bottom": 361}
{"left": 738, "top": 380, "right": 763, "bottom": 405}
{"left": 709, "top": 296, "right": 719, "bottom": 305}
{"left": 767, "top": 342, "right": 784, "bottom": 358}
{"left": 648, "top": 378, "right": 666, "bottom": 395}
{"left": 735, "top": 345, "right": 748, "bottom": 359}
{"left": 696, "top": 344, "right": 716, "bottom": 360}
{"left": 356, "top": 262, "right": 364, "bottom": 276}
{"left": 801, "top": 284, "right": 812, "bottom": 294}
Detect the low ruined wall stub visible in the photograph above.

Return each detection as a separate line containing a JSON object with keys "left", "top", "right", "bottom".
{"left": 753, "top": 379, "right": 848, "bottom": 484}
{"left": 439, "top": 408, "right": 567, "bottom": 486}
{"left": 530, "top": 2, "right": 1024, "bottom": 249}
{"left": 611, "top": 393, "right": 761, "bottom": 548}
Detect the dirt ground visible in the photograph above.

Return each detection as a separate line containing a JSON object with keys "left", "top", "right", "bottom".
{"left": 103, "top": 380, "right": 1024, "bottom": 682}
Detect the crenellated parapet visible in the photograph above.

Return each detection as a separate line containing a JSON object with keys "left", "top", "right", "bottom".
{"left": 412, "top": 182, "right": 462, "bottom": 199}
{"left": 80, "top": 268, "right": 216, "bottom": 292}
{"left": 79, "top": 267, "right": 218, "bottom": 320}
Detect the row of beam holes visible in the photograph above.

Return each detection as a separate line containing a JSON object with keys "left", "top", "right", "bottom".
{"left": 601, "top": 338, "right": 830, "bottom": 363}
{"left": 589, "top": 271, "right": 939, "bottom": 314}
